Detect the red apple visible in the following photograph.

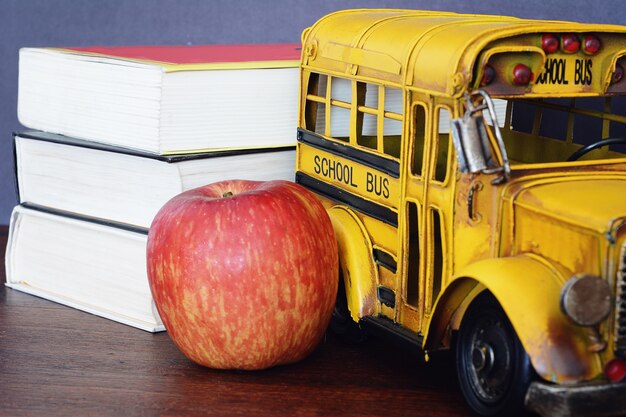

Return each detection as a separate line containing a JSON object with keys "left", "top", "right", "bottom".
{"left": 146, "top": 179, "right": 338, "bottom": 370}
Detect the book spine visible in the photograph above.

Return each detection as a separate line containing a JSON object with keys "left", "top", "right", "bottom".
{"left": 5, "top": 207, "right": 22, "bottom": 286}
{"left": 20, "top": 203, "right": 149, "bottom": 235}
{"left": 11, "top": 132, "right": 21, "bottom": 203}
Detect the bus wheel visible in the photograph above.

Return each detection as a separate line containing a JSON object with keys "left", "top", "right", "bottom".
{"left": 455, "top": 293, "right": 534, "bottom": 417}
{"left": 328, "top": 269, "right": 367, "bottom": 343}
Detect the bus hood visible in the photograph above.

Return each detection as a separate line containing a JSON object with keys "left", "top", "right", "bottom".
{"left": 507, "top": 177, "right": 626, "bottom": 275}
{"left": 511, "top": 178, "right": 626, "bottom": 235}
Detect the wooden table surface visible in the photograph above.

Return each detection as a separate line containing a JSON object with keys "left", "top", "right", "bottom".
{"left": 0, "top": 227, "right": 473, "bottom": 417}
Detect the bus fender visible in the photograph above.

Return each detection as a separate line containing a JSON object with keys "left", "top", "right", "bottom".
{"left": 426, "top": 254, "right": 602, "bottom": 383}
{"left": 327, "top": 205, "right": 378, "bottom": 322}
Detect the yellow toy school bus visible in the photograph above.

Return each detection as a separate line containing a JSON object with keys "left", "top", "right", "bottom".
{"left": 296, "top": 9, "right": 626, "bottom": 417}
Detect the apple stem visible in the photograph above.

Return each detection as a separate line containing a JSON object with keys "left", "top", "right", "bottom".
{"left": 222, "top": 191, "right": 234, "bottom": 198}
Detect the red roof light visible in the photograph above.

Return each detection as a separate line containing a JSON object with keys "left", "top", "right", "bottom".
{"left": 613, "top": 64, "right": 624, "bottom": 84}
{"left": 481, "top": 64, "right": 496, "bottom": 86}
{"left": 512, "top": 64, "right": 533, "bottom": 86}
{"left": 541, "top": 34, "right": 559, "bottom": 54}
{"left": 605, "top": 358, "right": 626, "bottom": 383}
{"left": 583, "top": 34, "right": 601, "bottom": 55}
{"left": 562, "top": 34, "right": 581, "bottom": 53}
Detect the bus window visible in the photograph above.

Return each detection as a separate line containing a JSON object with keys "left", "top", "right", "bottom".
{"left": 383, "top": 87, "right": 403, "bottom": 158}
{"left": 434, "top": 107, "right": 452, "bottom": 183}
{"left": 431, "top": 208, "right": 443, "bottom": 306}
{"left": 572, "top": 98, "right": 605, "bottom": 145}
{"left": 356, "top": 82, "right": 378, "bottom": 150}
{"left": 412, "top": 104, "right": 427, "bottom": 176}
{"left": 304, "top": 71, "right": 403, "bottom": 156}
{"left": 538, "top": 98, "right": 570, "bottom": 141}
{"left": 406, "top": 201, "right": 420, "bottom": 307}
{"left": 304, "top": 72, "right": 328, "bottom": 135}
{"left": 355, "top": 83, "right": 403, "bottom": 158}
{"left": 329, "top": 77, "right": 351, "bottom": 141}
{"left": 303, "top": 72, "right": 352, "bottom": 141}
{"left": 505, "top": 97, "right": 626, "bottom": 163}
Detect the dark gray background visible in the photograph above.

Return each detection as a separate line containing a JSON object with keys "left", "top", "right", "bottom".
{"left": 1, "top": 0, "right": 624, "bottom": 224}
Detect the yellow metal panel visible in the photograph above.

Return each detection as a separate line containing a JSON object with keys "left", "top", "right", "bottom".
{"left": 297, "top": 143, "right": 400, "bottom": 209}
{"left": 302, "top": 9, "right": 626, "bottom": 96}
{"left": 320, "top": 43, "right": 402, "bottom": 75}
{"left": 448, "top": 255, "right": 602, "bottom": 383}
{"left": 513, "top": 178, "right": 626, "bottom": 234}
{"left": 327, "top": 206, "right": 378, "bottom": 321}
{"left": 360, "top": 215, "right": 399, "bottom": 253}
{"left": 514, "top": 206, "right": 602, "bottom": 275}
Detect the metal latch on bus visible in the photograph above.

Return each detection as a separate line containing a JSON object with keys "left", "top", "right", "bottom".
{"left": 451, "top": 90, "right": 511, "bottom": 185}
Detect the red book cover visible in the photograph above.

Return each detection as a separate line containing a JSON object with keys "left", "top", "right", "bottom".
{"left": 55, "top": 43, "right": 302, "bottom": 71}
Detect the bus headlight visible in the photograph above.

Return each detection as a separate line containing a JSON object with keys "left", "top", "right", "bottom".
{"left": 561, "top": 274, "right": 611, "bottom": 326}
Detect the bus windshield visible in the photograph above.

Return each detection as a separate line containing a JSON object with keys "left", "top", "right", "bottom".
{"left": 489, "top": 95, "right": 626, "bottom": 165}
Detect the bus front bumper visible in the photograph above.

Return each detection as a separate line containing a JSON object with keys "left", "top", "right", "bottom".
{"left": 525, "top": 380, "right": 626, "bottom": 417}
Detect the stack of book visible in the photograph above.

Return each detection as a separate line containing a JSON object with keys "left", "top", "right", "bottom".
{"left": 7, "top": 44, "right": 301, "bottom": 332}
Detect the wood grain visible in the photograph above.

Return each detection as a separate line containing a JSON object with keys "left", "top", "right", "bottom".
{"left": 0, "top": 226, "right": 472, "bottom": 417}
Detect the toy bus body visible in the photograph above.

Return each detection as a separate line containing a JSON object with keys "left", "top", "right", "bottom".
{"left": 295, "top": 9, "right": 626, "bottom": 417}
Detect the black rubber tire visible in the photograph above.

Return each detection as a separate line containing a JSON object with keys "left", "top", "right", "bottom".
{"left": 328, "top": 268, "right": 367, "bottom": 344}
{"left": 455, "top": 293, "right": 534, "bottom": 417}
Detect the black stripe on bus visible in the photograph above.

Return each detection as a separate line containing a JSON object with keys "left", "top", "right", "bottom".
{"left": 373, "top": 248, "right": 397, "bottom": 273}
{"left": 295, "top": 172, "right": 398, "bottom": 227}
{"left": 297, "top": 128, "right": 400, "bottom": 178}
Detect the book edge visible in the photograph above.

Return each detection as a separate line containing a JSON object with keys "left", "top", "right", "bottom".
{"left": 21, "top": 45, "right": 301, "bottom": 72}
{"left": 5, "top": 282, "right": 165, "bottom": 333}
{"left": 4, "top": 206, "right": 164, "bottom": 333}
{"left": 18, "top": 203, "right": 150, "bottom": 235}
{"left": 15, "top": 131, "right": 296, "bottom": 162}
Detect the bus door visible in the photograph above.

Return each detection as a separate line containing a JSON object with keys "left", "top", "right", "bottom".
{"left": 423, "top": 103, "right": 454, "bottom": 316}
{"left": 399, "top": 99, "right": 431, "bottom": 333}
{"left": 400, "top": 99, "right": 454, "bottom": 334}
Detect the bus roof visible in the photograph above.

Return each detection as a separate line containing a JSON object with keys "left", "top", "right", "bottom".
{"left": 301, "top": 9, "right": 626, "bottom": 97}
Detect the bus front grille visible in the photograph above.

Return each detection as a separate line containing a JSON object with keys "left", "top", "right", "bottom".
{"left": 614, "top": 243, "right": 626, "bottom": 355}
